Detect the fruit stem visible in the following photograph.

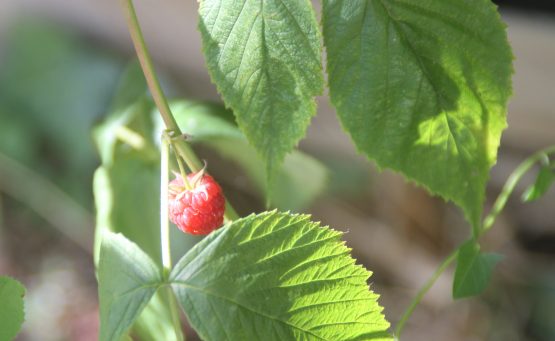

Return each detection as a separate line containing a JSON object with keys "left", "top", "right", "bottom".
{"left": 119, "top": 0, "right": 238, "bottom": 222}
{"left": 164, "top": 131, "right": 193, "bottom": 191}
{"left": 175, "top": 156, "right": 193, "bottom": 190}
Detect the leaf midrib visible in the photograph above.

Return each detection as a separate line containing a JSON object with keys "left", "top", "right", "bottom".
{"left": 103, "top": 282, "right": 161, "bottom": 340}
{"left": 172, "top": 280, "right": 330, "bottom": 341}
{"left": 376, "top": 0, "right": 464, "bottom": 159}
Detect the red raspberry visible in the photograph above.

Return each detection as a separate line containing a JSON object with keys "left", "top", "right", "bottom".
{"left": 168, "top": 172, "right": 225, "bottom": 235}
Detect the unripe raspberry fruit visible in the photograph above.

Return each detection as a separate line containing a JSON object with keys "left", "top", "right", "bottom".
{"left": 168, "top": 172, "right": 225, "bottom": 235}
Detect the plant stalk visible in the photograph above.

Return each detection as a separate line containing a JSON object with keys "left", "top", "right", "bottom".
{"left": 479, "top": 145, "right": 555, "bottom": 237}
{"left": 394, "top": 249, "right": 457, "bottom": 339}
{"left": 161, "top": 136, "right": 172, "bottom": 273}
{"left": 165, "top": 286, "right": 184, "bottom": 341}
{"left": 119, "top": 0, "right": 238, "bottom": 221}
{"left": 395, "top": 145, "right": 555, "bottom": 339}
{"left": 160, "top": 136, "right": 183, "bottom": 341}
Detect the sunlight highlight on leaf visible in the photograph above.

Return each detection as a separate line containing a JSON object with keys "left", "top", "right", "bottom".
{"left": 323, "top": 0, "right": 513, "bottom": 232}
{"left": 171, "top": 211, "right": 391, "bottom": 341}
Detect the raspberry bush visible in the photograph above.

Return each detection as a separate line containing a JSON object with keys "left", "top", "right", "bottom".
{"left": 85, "top": 0, "right": 555, "bottom": 340}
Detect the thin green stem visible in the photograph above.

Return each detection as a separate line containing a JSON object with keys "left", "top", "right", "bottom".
{"left": 479, "top": 145, "right": 555, "bottom": 237}
{"left": 394, "top": 249, "right": 458, "bottom": 339}
{"left": 120, "top": 0, "right": 239, "bottom": 222}
{"left": 161, "top": 134, "right": 185, "bottom": 340}
{"left": 396, "top": 145, "right": 555, "bottom": 339}
{"left": 164, "top": 132, "right": 193, "bottom": 190}
{"left": 161, "top": 136, "right": 172, "bottom": 274}
{"left": 162, "top": 285, "right": 185, "bottom": 341}
{"left": 120, "top": 0, "right": 177, "bottom": 132}
{"left": 175, "top": 155, "right": 193, "bottom": 190}
{"left": 120, "top": 0, "right": 202, "bottom": 171}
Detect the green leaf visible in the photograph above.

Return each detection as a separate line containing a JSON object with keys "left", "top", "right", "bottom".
{"left": 98, "top": 232, "right": 163, "bottom": 341}
{"left": 198, "top": 0, "right": 324, "bottom": 182}
{"left": 522, "top": 166, "right": 555, "bottom": 202}
{"left": 453, "top": 240, "right": 503, "bottom": 299}
{"left": 0, "top": 276, "right": 25, "bottom": 341}
{"left": 168, "top": 100, "right": 328, "bottom": 211}
{"left": 322, "top": 0, "right": 513, "bottom": 231}
{"left": 170, "top": 211, "right": 391, "bottom": 340}
{"left": 132, "top": 290, "right": 181, "bottom": 341}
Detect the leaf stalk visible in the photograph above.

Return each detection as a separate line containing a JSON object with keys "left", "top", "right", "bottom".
{"left": 395, "top": 145, "right": 555, "bottom": 339}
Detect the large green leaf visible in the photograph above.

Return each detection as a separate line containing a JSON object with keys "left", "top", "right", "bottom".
{"left": 453, "top": 240, "right": 503, "bottom": 299}
{"left": 98, "top": 232, "right": 163, "bottom": 341}
{"left": 0, "top": 276, "right": 25, "bottom": 341}
{"left": 168, "top": 100, "right": 328, "bottom": 211}
{"left": 170, "top": 211, "right": 391, "bottom": 340}
{"left": 198, "top": 0, "right": 324, "bottom": 181}
{"left": 322, "top": 0, "right": 513, "bottom": 231}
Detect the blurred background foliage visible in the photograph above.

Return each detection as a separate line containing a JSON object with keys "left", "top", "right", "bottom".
{"left": 0, "top": 20, "right": 121, "bottom": 204}
{"left": 0, "top": 19, "right": 122, "bottom": 340}
{"left": 0, "top": 1, "right": 554, "bottom": 340}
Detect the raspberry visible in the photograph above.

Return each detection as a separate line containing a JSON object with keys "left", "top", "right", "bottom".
{"left": 168, "top": 172, "right": 226, "bottom": 235}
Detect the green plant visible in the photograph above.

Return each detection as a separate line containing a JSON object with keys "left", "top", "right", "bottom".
{"left": 88, "top": 0, "right": 555, "bottom": 340}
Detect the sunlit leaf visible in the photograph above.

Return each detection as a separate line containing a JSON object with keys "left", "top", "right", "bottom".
{"left": 171, "top": 211, "right": 391, "bottom": 340}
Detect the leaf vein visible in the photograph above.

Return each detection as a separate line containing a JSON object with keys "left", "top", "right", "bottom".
{"left": 173, "top": 281, "right": 330, "bottom": 340}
